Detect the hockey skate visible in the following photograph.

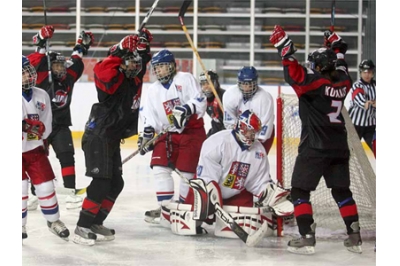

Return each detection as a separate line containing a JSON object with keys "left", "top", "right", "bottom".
{"left": 47, "top": 220, "right": 70, "bottom": 241}
{"left": 73, "top": 226, "right": 97, "bottom": 246}
{"left": 344, "top": 222, "right": 362, "bottom": 254}
{"left": 65, "top": 188, "right": 85, "bottom": 210}
{"left": 27, "top": 195, "right": 39, "bottom": 211}
{"left": 287, "top": 223, "right": 316, "bottom": 255}
{"left": 90, "top": 224, "right": 115, "bottom": 241}
{"left": 144, "top": 207, "right": 161, "bottom": 224}
{"left": 22, "top": 226, "right": 27, "bottom": 240}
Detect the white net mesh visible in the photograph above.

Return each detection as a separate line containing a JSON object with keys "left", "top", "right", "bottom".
{"left": 277, "top": 93, "right": 376, "bottom": 239}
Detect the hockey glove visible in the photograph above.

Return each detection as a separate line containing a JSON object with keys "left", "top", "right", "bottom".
{"left": 172, "top": 104, "right": 193, "bottom": 129}
{"left": 138, "top": 126, "right": 155, "bottom": 155}
{"left": 324, "top": 30, "right": 348, "bottom": 54}
{"left": 137, "top": 28, "right": 153, "bottom": 54}
{"left": 74, "top": 31, "right": 94, "bottom": 55}
{"left": 269, "top": 25, "right": 297, "bottom": 58}
{"left": 110, "top": 35, "right": 139, "bottom": 57}
{"left": 32, "top": 25, "right": 54, "bottom": 48}
{"left": 22, "top": 119, "right": 45, "bottom": 139}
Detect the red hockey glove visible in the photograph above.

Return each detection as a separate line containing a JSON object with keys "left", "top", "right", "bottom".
{"left": 137, "top": 28, "right": 153, "bottom": 54}
{"left": 324, "top": 30, "right": 348, "bottom": 54}
{"left": 32, "top": 25, "right": 54, "bottom": 48}
{"left": 74, "top": 31, "right": 94, "bottom": 55}
{"left": 110, "top": 35, "right": 138, "bottom": 57}
{"left": 269, "top": 25, "right": 297, "bottom": 58}
{"left": 23, "top": 119, "right": 45, "bottom": 139}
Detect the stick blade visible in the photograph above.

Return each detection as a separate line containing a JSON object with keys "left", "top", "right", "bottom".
{"left": 179, "top": 0, "right": 192, "bottom": 18}
{"left": 245, "top": 221, "right": 269, "bottom": 247}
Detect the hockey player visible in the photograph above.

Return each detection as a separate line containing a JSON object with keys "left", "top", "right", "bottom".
{"left": 348, "top": 59, "right": 376, "bottom": 153}
{"left": 199, "top": 70, "right": 225, "bottom": 137}
{"left": 139, "top": 48, "right": 207, "bottom": 223}
{"left": 160, "top": 110, "right": 292, "bottom": 236}
{"left": 269, "top": 25, "right": 362, "bottom": 254}
{"left": 27, "top": 25, "right": 94, "bottom": 210}
{"left": 223, "top": 66, "right": 275, "bottom": 154}
{"left": 73, "top": 30, "right": 153, "bottom": 246}
{"left": 22, "top": 55, "right": 70, "bottom": 241}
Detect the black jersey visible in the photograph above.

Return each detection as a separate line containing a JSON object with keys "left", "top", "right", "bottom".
{"left": 206, "top": 88, "right": 226, "bottom": 137}
{"left": 27, "top": 52, "right": 84, "bottom": 127}
{"left": 85, "top": 53, "right": 150, "bottom": 140}
{"left": 282, "top": 56, "right": 352, "bottom": 158}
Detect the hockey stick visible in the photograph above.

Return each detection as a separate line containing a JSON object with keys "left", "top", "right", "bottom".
{"left": 122, "top": 125, "right": 173, "bottom": 165}
{"left": 330, "top": 0, "right": 336, "bottom": 32}
{"left": 170, "top": 164, "right": 268, "bottom": 247}
{"left": 178, "top": 0, "right": 224, "bottom": 113}
{"left": 42, "top": 0, "right": 52, "bottom": 84}
{"left": 138, "top": 0, "right": 160, "bottom": 34}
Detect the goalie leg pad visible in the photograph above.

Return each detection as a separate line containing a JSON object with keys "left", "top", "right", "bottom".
{"left": 189, "top": 179, "right": 209, "bottom": 220}
{"left": 215, "top": 205, "right": 276, "bottom": 238}
{"left": 168, "top": 203, "right": 205, "bottom": 236}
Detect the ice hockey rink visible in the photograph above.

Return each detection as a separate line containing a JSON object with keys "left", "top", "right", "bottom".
{"left": 21, "top": 139, "right": 377, "bottom": 266}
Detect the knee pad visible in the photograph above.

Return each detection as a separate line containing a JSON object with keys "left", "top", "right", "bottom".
{"left": 331, "top": 188, "right": 354, "bottom": 206}
{"left": 35, "top": 180, "right": 56, "bottom": 197}
{"left": 290, "top": 187, "right": 310, "bottom": 206}
{"left": 57, "top": 152, "right": 75, "bottom": 167}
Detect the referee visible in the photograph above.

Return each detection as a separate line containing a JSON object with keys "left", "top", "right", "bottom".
{"left": 348, "top": 59, "right": 376, "bottom": 152}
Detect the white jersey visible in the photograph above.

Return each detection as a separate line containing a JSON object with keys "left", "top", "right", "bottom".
{"left": 22, "top": 87, "right": 53, "bottom": 153}
{"left": 142, "top": 72, "right": 207, "bottom": 134}
{"left": 223, "top": 85, "right": 274, "bottom": 142}
{"left": 196, "top": 130, "right": 272, "bottom": 199}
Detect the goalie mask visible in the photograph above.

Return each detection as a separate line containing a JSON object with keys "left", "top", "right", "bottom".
{"left": 122, "top": 51, "right": 142, "bottom": 78}
{"left": 151, "top": 49, "right": 176, "bottom": 84}
{"left": 199, "top": 70, "right": 220, "bottom": 98}
{"left": 238, "top": 66, "right": 259, "bottom": 101}
{"left": 49, "top": 51, "right": 67, "bottom": 80}
{"left": 234, "top": 110, "right": 262, "bottom": 150}
{"left": 22, "top": 55, "right": 37, "bottom": 91}
{"left": 307, "top": 48, "right": 337, "bottom": 73}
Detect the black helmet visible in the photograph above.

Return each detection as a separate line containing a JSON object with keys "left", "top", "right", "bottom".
{"left": 199, "top": 70, "right": 220, "bottom": 98}
{"left": 48, "top": 51, "right": 67, "bottom": 80}
{"left": 359, "top": 59, "right": 375, "bottom": 72}
{"left": 307, "top": 48, "right": 337, "bottom": 72}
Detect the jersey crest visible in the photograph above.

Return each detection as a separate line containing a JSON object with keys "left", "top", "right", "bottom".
{"left": 222, "top": 161, "right": 250, "bottom": 190}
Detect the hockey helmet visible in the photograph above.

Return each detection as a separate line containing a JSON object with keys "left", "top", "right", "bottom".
{"left": 307, "top": 48, "right": 337, "bottom": 72}
{"left": 151, "top": 49, "right": 176, "bottom": 84}
{"left": 359, "top": 59, "right": 375, "bottom": 72}
{"left": 122, "top": 51, "right": 142, "bottom": 78}
{"left": 22, "top": 55, "right": 37, "bottom": 90}
{"left": 234, "top": 110, "right": 262, "bottom": 150}
{"left": 199, "top": 70, "right": 220, "bottom": 98}
{"left": 237, "top": 66, "right": 258, "bottom": 100}
{"left": 49, "top": 51, "right": 67, "bottom": 80}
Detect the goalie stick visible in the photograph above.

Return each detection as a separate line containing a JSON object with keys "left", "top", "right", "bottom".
{"left": 169, "top": 164, "right": 268, "bottom": 247}
{"left": 178, "top": 0, "right": 224, "bottom": 113}
{"left": 122, "top": 125, "right": 173, "bottom": 165}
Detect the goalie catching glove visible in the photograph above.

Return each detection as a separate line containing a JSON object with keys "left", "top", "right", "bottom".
{"left": 137, "top": 126, "right": 155, "bottom": 155}
{"left": 269, "top": 25, "right": 297, "bottom": 58}
{"left": 255, "top": 183, "right": 294, "bottom": 217}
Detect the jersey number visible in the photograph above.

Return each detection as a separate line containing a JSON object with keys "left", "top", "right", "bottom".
{"left": 327, "top": 100, "right": 342, "bottom": 123}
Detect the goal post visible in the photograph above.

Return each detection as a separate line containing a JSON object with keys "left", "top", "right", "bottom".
{"left": 276, "top": 91, "right": 376, "bottom": 238}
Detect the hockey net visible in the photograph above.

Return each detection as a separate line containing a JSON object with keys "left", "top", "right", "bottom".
{"left": 276, "top": 92, "right": 376, "bottom": 239}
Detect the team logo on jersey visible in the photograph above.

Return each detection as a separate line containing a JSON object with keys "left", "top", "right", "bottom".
{"left": 175, "top": 84, "right": 182, "bottom": 91}
{"left": 222, "top": 161, "right": 250, "bottom": 190}
{"left": 197, "top": 165, "right": 203, "bottom": 176}
{"left": 52, "top": 90, "right": 68, "bottom": 108}
{"left": 255, "top": 151, "right": 265, "bottom": 159}
{"left": 163, "top": 98, "right": 181, "bottom": 125}
{"left": 26, "top": 114, "right": 40, "bottom": 141}
{"left": 131, "top": 86, "right": 142, "bottom": 111}
{"left": 36, "top": 101, "right": 46, "bottom": 111}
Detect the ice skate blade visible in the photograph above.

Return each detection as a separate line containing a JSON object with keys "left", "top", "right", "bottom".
{"left": 48, "top": 228, "right": 69, "bottom": 241}
{"left": 144, "top": 217, "right": 160, "bottom": 224}
{"left": 66, "top": 202, "right": 83, "bottom": 210}
{"left": 346, "top": 245, "right": 362, "bottom": 254}
{"left": 287, "top": 246, "right": 315, "bottom": 255}
{"left": 95, "top": 235, "right": 115, "bottom": 242}
{"left": 73, "top": 235, "right": 95, "bottom": 246}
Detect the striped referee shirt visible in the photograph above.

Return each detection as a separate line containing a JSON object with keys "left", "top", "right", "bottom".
{"left": 348, "top": 78, "right": 376, "bottom": 126}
